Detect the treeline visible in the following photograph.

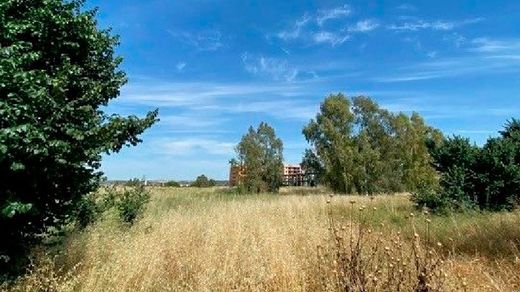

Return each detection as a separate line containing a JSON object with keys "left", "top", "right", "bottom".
{"left": 232, "top": 94, "right": 519, "bottom": 214}
{"left": 415, "top": 119, "right": 520, "bottom": 212}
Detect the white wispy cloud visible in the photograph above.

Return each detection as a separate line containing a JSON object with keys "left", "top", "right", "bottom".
{"left": 197, "top": 99, "right": 318, "bottom": 121}
{"left": 375, "top": 51, "right": 520, "bottom": 82}
{"left": 277, "top": 14, "right": 312, "bottom": 40}
{"left": 316, "top": 4, "right": 352, "bottom": 26}
{"left": 388, "top": 18, "right": 484, "bottom": 31}
{"left": 158, "top": 138, "right": 235, "bottom": 156}
{"left": 241, "top": 53, "right": 299, "bottom": 82}
{"left": 312, "top": 31, "right": 350, "bottom": 46}
{"left": 118, "top": 80, "right": 304, "bottom": 107}
{"left": 276, "top": 4, "right": 355, "bottom": 46}
{"left": 159, "top": 114, "right": 228, "bottom": 131}
{"left": 442, "top": 32, "right": 467, "bottom": 48}
{"left": 347, "top": 19, "right": 379, "bottom": 32}
{"left": 167, "top": 29, "right": 224, "bottom": 51}
{"left": 470, "top": 38, "right": 520, "bottom": 52}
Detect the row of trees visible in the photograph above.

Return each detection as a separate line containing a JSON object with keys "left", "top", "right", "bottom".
{"left": 230, "top": 94, "right": 442, "bottom": 195}
{"left": 232, "top": 94, "right": 519, "bottom": 214}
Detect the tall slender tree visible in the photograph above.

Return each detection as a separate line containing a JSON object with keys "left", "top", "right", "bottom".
{"left": 234, "top": 122, "right": 283, "bottom": 193}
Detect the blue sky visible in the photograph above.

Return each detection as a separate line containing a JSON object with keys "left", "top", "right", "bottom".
{"left": 91, "top": 0, "right": 520, "bottom": 181}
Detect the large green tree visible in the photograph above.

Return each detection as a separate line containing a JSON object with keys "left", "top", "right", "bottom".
{"left": 303, "top": 94, "right": 439, "bottom": 194}
{"left": 0, "top": 0, "right": 157, "bottom": 274}
{"left": 233, "top": 122, "right": 283, "bottom": 193}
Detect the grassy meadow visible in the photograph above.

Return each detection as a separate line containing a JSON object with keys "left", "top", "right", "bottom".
{"left": 4, "top": 187, "right": 520, "bottom": 291}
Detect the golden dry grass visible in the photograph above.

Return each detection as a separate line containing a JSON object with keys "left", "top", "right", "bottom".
{"left": 4, "top": 187, "right": 520, "bottom": 291}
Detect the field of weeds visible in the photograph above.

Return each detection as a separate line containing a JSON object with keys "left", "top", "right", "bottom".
{"left": 4, "top": 187, "right": 520, "bottom": 291}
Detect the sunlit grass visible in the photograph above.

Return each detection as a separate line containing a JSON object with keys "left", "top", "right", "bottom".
{"left": 4, "top": 187, "right": 520, "bottom": 291}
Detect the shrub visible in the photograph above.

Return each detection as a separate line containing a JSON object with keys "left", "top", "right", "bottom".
{"left": 116, "top": 185, "right": 150, "bottom": 225}
{"left": 411, "top": 184, "right": 447, "bottom": 213}
{"left": 74, "top": 194, "right": 99, "bottom": 229}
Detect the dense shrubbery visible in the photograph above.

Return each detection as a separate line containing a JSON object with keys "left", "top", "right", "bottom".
{"left": 74, "top": 194, "right": 100, "bottom": 229}
{"left": 74, "top": 185, "right": 150, "bottom": 227}
{"left": 413, "top": 119, "right": 520, "bottom": 212}
{"left": 116, "top": 185, "right": 150, "bottom": 224}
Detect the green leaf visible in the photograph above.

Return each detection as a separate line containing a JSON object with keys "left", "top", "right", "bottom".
{"left": 1, "top": 202, "right": 33, "bottom": 218}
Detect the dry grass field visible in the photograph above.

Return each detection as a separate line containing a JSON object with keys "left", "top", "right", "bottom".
{"left": 4, "top": 187, "right": 520, "bottom": 291}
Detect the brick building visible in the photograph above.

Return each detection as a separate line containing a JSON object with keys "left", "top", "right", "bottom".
{"left": 229, "top": 163, "right": 308, "bottom": 186}
{"left": 229, "top": 165, "right": 246, "bottom": 186}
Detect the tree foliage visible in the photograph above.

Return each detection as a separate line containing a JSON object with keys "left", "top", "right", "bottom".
{"left": 0, "top": 0, "right": 157, "bottom": 274}
{"left": 191, "top": 174, "right": 216, "bottom": 188}
{"left": 233, "top": 122, "right": 284, "bottom": 193}
{"left": 414, "top": 118, "right": 520, "bottom": 212}
{"left": 301, "top": 149, "right": 324, "bottom": 186}
{"left": 303, "top": 94, "right": 439, "bottom": 194}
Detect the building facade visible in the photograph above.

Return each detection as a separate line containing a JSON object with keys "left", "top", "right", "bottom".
{"left": 229, "top": 163, "right": 309, "bottom": 186}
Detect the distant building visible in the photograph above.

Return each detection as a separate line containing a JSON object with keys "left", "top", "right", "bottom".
{"left": 229, "top": 163, "right": 312, "bottom": 187}
{"left": 282, "top": 164, "right": 305, "bottom": 186}
{"left": 229, "top": 165, "right": 246, "bottom": 186}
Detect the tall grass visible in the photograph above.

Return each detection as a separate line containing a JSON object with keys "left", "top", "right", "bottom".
{"left": 3, "top": 188, "right": 520, "bottom": 291}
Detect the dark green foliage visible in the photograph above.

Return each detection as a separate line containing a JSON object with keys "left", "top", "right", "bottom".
{"left": 191, "top": 175, "right": 216, "bottom": 188}
{"left": 477, "top": 129, "right": 520, "bottom": 210}
{"left": 116, "top": 185, "right": 150, "bottom": 225}
{"left": 301, "top": 149, "right": 324, "bottom": 186}
{"left": 233, "top": 122, "right": 284, "bottom": 193}
{"left": 411, "top": 183, "right": 447, "bottom": 212}
{"left": 415, "top": 119, "right": 520, "bottom": 212}
{"left": 303, "top": 94, "right": 439, "bottom": 194}
{"left": 0, "top": 0, "right": 157, "bottom": 274}
{"left": 165, "top": 180, "right": 180, "bottom": 187}
{"left": 74, "top": 194, "right": 99, "bottom": 229}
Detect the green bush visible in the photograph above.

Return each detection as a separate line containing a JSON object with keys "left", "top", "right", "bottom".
{"left": 411, "top": 183, "right": 447, "bottom": 212}
{"left": 74, "top": 194, "right": 100, "bottom": 229}
{"left": 116, "top": 186, "right": 150, "bottom": 225}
